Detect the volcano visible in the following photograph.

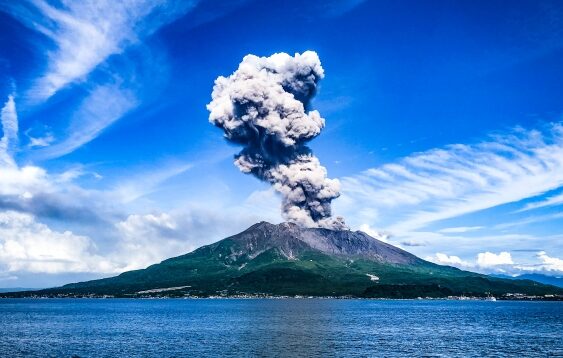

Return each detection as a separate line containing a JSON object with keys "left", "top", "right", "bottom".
{"left": 9, "top": 222, "right": 562, "bottom": 298}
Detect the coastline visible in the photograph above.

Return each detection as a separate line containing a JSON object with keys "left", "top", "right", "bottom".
{"left": 2, "top": 294, "right": 562, "bottom": 301}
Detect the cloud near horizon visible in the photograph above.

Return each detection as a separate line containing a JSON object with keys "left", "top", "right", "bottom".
{"left": 427, "top": 250, "right": 563, "bottom": 276}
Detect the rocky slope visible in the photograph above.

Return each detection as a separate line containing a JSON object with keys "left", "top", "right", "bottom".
{"left": 219, "top": 222, "right": 421, "bottom": 264}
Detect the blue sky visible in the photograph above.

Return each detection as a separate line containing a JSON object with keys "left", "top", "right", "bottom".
{"left": 0, "top": 0, "right": 562, "bottom": 287}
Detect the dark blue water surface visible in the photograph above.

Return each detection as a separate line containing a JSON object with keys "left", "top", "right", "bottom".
{"left": 0, "top": 299, "right": 561, "bottom": 357}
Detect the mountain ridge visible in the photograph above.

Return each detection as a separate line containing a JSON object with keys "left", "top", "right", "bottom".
{"left": 4, "top": 222, "right": 562, "bottom": 299}
{"left": 491, "top": 273, "right": 563, "bottom": 288}
{"left": 200, "top": 221, "right": 422, "bottom": 265}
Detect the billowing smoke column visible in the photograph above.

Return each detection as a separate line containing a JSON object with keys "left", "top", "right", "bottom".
{"left": 207, "top": 51, "right": 347, "bottom": 230}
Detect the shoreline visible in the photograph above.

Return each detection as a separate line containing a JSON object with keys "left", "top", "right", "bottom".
{"left": 1, "top": 295, "right": 562, "bottom": 301}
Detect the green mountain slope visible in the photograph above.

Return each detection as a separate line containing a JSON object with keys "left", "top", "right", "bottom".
{"left": 7, "top": 222, "right": 562, "bottom": 298}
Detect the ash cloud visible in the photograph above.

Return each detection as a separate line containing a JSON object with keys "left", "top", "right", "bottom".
{"left": 207, "top": 51, "right": 347, "bottom": 230}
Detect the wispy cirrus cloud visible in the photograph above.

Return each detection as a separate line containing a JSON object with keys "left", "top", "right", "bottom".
{"left": 3, "top": 0, "right": 258, "bottom": 160}
{"left": 518, "top": 191, "right": 563, "bottom": 212}
{"left": 438, "top": 226, "right": 483, "bottom": 234}
{"left": 1, "top": 0, "right": 198, "bottom": 159}
{"left": 110, "top": 161, "right": 194, "bottom": 204}
{"left": 5, "top": 0, "right": 196, "bottom": 101}
{"left": 34, "top": 82, "right": 138, "bottom": 159}
{"left": 494, "top": 212, "right": 563, "bottom": 230}
{"left": 339, "top": 123, "right": 563, "bottom": 232}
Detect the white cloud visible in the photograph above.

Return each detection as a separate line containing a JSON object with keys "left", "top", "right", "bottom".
{"left": 0, "top": 95, "right": 52, "bottom": 198}
{"left": 358, "top": 224, "right": 390, "bottom": 243}
{"left": 27, "top": 132, "right": 55, "bottom": 148}
{"left": 340, "top": 124, "right": 563, "bottom": 232}
{"left": 113, "top": 201, "right": 281, "bottom": 271}
{"left": 0, "top": 95, "right": 17, "bottom": 147}
{"left": 0, "top": 95, "right": 18, "bottom": 166}
{"left": 519, "top": 192, "right": 563, "bottom": 212}
{"left": 0, "top": 211, "right": 116, "bottom": 274}
{"left": 1, "top": 1, "right": 197, "bottom": 158}
{"left": 8, "top": 0, "right": 195, "bottom": 101}
{"left": 35, "top": 82, "right": 138, "bottom": 159}
{"left": 476, "top": 251, "right": 514, "bottom": 267}
{"left": 494, "top": 212, "right": 563, "bottom": 230}
{"left": 0, "top": 190, "right": 278, "bottom": 277}
{"left": 536, "top": 251, "right": 563, "bottom": 272}
{"left": 0, "top": 98, "right": 183, "bottom": 225}
{"left": 115, "top": 213, "right": 190, "bottom": 271}
{"left": 426, "top": 249, "right": 563, "bottom": 276}
{"left": 0, "top": 92, "right": 193, "bottom": 223}
{"left": 321, "top": 0, "right": 367, "bottom": 17}
{"left": 438, "top": 226, "right": 483, "bottom": 234}
{"left": 0, "top": 165, "right": 51, "bottom": 197}
{"left": 0, "top": 184, "right": 280, "bottom": 277}
{"left": 427, "top": 252, "right": 471, "bottom": 267}
{"left": 110, "top": 161, "right": 193, "bottom": 203}
{"left": 0, "top": 95, "right": 195, "bottom": 228}
{"left": 515, "top": 251, "right": 563, "bottom": 274}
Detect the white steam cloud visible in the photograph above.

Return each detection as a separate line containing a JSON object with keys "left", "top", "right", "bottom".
{"left": 207, "top": 51, "right": 346, "bottom": 230}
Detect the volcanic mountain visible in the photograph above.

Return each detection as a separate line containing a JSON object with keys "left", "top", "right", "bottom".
{"left": 10, "top": 222, "right": 562, "bottom": 298}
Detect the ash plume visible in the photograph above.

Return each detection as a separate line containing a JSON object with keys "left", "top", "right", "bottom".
{"left": 207, "top": 51, "right": 347, "bottom": 230}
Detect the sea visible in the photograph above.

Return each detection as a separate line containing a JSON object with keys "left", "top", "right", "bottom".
{"left": 0, "top": 299, "right": 561, "bottom": 357}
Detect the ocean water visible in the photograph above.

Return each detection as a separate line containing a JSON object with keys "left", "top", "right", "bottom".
{"left": 0, "top": 299, "right": 561, "bottom": 357}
